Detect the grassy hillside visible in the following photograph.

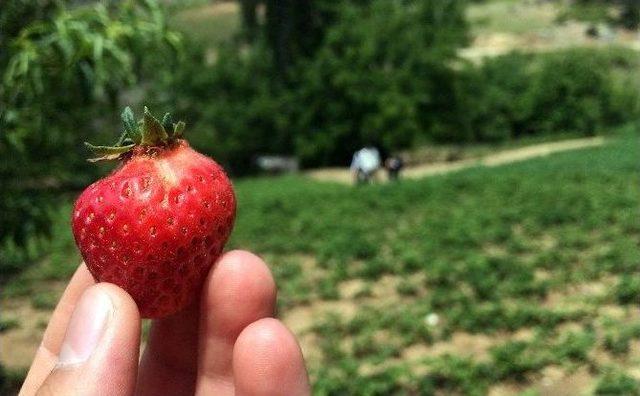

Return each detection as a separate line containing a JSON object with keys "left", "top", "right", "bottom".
{"left": 3, "top": 131, "right": 639, "bottom": 394}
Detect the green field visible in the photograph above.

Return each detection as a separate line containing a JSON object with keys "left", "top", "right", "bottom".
{"left": 3, "top": 131, "right": 639, "bottom": 394}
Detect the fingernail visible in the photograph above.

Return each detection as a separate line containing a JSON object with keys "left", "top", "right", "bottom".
{"left": 58, "top": 287, "right": 112, "bottom": 366}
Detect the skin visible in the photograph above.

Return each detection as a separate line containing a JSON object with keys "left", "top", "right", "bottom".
{"left": 20, "top": 250, "right": 311, "bottom": 396}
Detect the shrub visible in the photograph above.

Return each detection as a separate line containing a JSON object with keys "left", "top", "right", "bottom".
{"left": 462, "top": 48, "right": 640, "bottom": 141}
{"left": 595, "top": 368, "right": 640, "bottom": 395}
{"left": 525, "top": 50, "right": 614, "bottom": 136}
{"left": 615, "top": 274, "right": 640, "bottom": 304}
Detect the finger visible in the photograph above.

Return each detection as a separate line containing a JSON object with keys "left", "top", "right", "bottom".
{"left": 21, "top": 263, "right": 95, "bottom": 394}
{"left": 233, "top": 318, "right": 311, "bottom": 396}
{"left": 195, "top": 250, "right": 277, "bottom": 395}
{"left": 136, "top": 302, "right": 199, "bottom": 396}
{"left": 32, "top": 283, "right": 140, "bottom": 396}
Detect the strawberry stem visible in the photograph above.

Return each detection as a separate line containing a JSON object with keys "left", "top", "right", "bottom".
{"left": 85, "top": 106, "right": 186, "bottom": 162}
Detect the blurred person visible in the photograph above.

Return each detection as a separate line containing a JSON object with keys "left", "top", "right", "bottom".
{"left": 350, "top": 146, "right": 381, "bottom": 185}
{"left": 19, "top": 251, "right": 311, "bottom": 396}
{"left": 385, "top": 154, "right": 404, "bottom": 181}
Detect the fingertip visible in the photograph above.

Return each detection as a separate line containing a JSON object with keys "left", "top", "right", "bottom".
{"left": 92, "top": 282, "right": 140, "bottom": 323}
{"left": 195, "top": 250, "right": 278, "bottom": 393}
{"left": 215, "top": 250, "right": 273, "bottom": 280}
{"left": 233, "top": 318, "right": 310, "bottom": 396}
{"left": 203, "top": 249, "right": 276, "bottom": 313}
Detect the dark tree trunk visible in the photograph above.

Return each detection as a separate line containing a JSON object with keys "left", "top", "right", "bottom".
{"left": 239, "top": 0, "right": 260, "bottom": 41}
{"left": 265, "top": 0, "right": 293, "bottom": 77}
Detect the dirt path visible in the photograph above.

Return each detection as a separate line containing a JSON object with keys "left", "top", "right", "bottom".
{"left": 306, "top": 137, "right": 605, "bottom": 184}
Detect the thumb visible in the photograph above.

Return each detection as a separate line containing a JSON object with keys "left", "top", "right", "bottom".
{"left": 35, "top": 283, "right": 141, "bottom": 396}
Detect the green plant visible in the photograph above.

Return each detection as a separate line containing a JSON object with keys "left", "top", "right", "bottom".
{"left": 0, "top": 0, "right": 181, "bottom": 254}
{"left": 595, "top": 367, "right": 640, "bottom": 395}
{"left": 615, "top": 274, "right": 640, "bottom": 304}
{"left": 32, "top": 291, "right": 58, "bottom": 310}
{"left": 0, "top": 317, "right": 19, "bottom": 333}
{"left": 0, "top": 364, "right": 26, "bottom": 396}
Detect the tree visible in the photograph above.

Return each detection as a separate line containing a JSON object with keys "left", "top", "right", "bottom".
{"left": 0, "top": 0, "right": 181, "bottom": 255}
{"left": 239, "top": 0, "right": 368, "bottom": 77}
{"left": 291, "top": 0, "right": 469, "bottom": 165}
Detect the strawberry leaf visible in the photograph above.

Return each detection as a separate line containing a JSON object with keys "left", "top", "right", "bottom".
{"left": 161, "top": 112, "right": 173, "bottom": 133}
{"left": 173, "top": 121, "right": 186, "bottom": 138}
{"left": 141, "top": 106, "right": 168, "bottom": 145}
{"left": 121, "top": 106, "right": 141, "bottom": 144}
{"left": 85, "top": 106, "right": 187, "bottom": 163}
{"left": 84, "top": 142, "right": 135, "bottom": 162}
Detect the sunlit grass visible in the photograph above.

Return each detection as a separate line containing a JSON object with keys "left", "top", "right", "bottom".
{"left": 171, "top": 2, "right": 240, "bottom": 47}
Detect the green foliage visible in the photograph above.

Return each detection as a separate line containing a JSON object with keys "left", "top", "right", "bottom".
{"left": 461, "top": 47, "right": 640, "bottom": 142}
{"left": 619, "top": 1, "right": 640, "bottom": 30}
{"left": 595, "top": 367, "right": 640, "bottom": 395}
{"left": 242, "top": 0, "right": 376, "bottom": 75}
{"left": 31, "top": 291, "right": 59, "bottom": 310}
{"left": 603, "top": 322, "right": 640, "bottom": 355}
{"left": 291, "top": 0, "right": 468, "bottom": 165}
{"left": 0, "top": 0, "right": 182, "bottom": 254}
{"left": 2, "top": 203, "right": 79, "bottom": 297}
{"left": 158, "top": 0, "right": 469, "bottom": 172}
{"left": 233, "top": 135, "right": 639, "bottom": 392}
{"left": 490, "top": 341, "right": 548, "bottom": 381}
{"left": 0, "top": 317, "right": 19, "bottom": 333}
{"left": 2, "top": 1, "right": 180, "bottom": 142}
{"left": 557, "top": 1, "right": 611, "bottom": 25}
{"left": 614, "top": 274, "right": 640, "bottom": 304}
{"left": 2, "top": 1, "right": 640, "bottom": 391}
{"left": 165, "top": 39, "right": 639, "bottom": 173}
{"left": 524, "top": 50, "right": 617, "bottom": 136}
{"left": 559, "top": 0, "right": 640, "bottom": 30}
{"left": 0, "top": 363, "right": 26, "bottom": 396}
{"left": 421, "top": 356, "right": 491, "bottom": 395}
{"left": 158, "top": 42, "right": 292, "bottom": 174}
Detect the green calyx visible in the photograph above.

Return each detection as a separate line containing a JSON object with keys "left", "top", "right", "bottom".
{"left": 85, "top": 106, "right": 186, "bottom": 162}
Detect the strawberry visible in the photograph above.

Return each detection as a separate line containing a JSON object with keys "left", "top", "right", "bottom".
{"left": 71, "top": 107, "right": 236, "bottom": 318}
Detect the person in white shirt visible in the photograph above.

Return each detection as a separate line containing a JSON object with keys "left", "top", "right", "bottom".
{"left": 350, "top": 146, "right": 381, "bottom": 184}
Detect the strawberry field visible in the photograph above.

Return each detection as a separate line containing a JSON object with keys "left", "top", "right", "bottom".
{"left": 2, "top": 131, "right": 639, "bottom": 395}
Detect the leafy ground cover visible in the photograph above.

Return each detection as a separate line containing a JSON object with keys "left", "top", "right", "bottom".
{"left": 234, "top": 132, "right": 640, "bottom": 395}
{"left": 2, "top": 131, "right": 639, "bottom": 395}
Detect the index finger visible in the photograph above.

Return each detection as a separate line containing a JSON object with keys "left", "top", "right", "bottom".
{"left": 20, "top": 263, "right": 95, "bottom": 394}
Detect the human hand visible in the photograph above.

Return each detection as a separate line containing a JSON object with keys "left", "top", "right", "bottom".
{"left": 20, "top": 250, "right": 310, "bottom": 396}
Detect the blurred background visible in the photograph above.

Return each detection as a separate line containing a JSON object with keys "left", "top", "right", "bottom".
{"left": 1, "top": 0, "right": 639, "bottom": 394}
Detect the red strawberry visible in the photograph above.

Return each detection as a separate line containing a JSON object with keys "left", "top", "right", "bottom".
{"left": 71, "top": 107, "right": 235, "bottom": 318}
